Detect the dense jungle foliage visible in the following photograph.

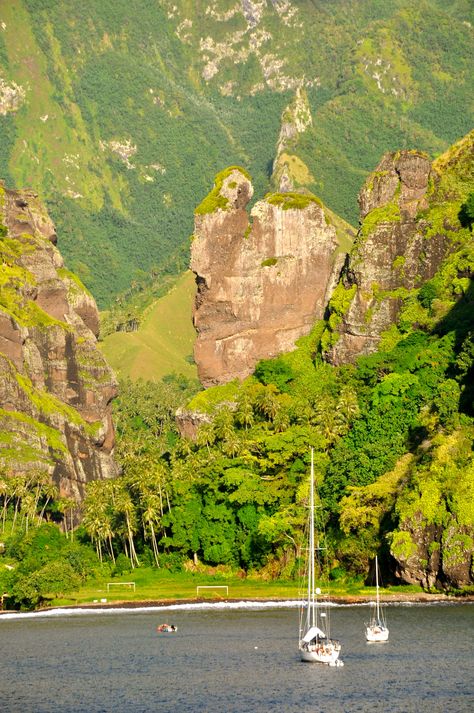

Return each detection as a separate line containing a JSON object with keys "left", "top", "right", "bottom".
{"left": 0, "top": 0, "right": 472, "bottom": 307}
{"left": 1, "top": 232, "right": 472, "bottom": 608}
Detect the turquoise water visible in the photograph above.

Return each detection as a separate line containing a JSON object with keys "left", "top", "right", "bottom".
{"left": 0, "top": 603, "right": 473, "bottom": 712}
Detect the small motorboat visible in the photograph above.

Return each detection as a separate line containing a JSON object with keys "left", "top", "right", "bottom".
{"left": 156, "top": 624, "right": 177, "bottom": 633}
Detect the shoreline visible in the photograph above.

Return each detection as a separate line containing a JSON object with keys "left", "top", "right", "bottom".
{"left": 55, "top": 591, "right": 474, "bottom": 609}
{"left": 2, "top": 591, "right": 473, "bottom": 616}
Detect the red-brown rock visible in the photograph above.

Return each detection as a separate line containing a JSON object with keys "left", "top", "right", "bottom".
{"left": 191, "top": 169, "right": 343, "bottom": 386}
{"left": 0, "top": 181, "right": 118, "bottom": 509}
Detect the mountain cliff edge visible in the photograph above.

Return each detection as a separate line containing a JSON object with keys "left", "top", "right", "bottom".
{"left": 0, "top": 182, "right": 118, "bottom": 508}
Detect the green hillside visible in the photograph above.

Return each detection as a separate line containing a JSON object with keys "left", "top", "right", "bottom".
{"left": 1, "top": 132, "right": 473, "bottom": 609}
{"left": 100, "top": 270, "right": 197, "bottom": 382}
{"left": 0, "top": 0, "right": 471, "bottom": 307}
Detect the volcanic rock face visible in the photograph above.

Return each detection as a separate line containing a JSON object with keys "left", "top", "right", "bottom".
{"left": 191, "top": 169, "right": 341, "bottom": 386}
{"left": 325, "top": 150, "right": 451, "bottom": 365}
{"left": 0, "top": 182, "right": 118, "bottom": 507}
{"left": 392, "top": 515, "right": 474, "bottom": 590}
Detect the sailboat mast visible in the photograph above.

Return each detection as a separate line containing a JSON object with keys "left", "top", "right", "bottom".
{"left": 375, "top": 555, "right": 380, "bottom": 621}
{"left": 309, "top": 449, "right": 316, "bottom": 627}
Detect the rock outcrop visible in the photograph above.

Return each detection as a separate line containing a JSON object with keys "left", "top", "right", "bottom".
{"left": 391, "top": 517, "right": 474, "bottom": 590}
{"left": 191, "top": 167, "right": 350, "bottom": 386}
{"left": 389, "top": 427, "right": 474, "bottom": 591}
{"left": 324, "top": 149, "right": 454, "bottom": 364}
{"left": 0, "top": 181, "right": 118, "bottom": 507}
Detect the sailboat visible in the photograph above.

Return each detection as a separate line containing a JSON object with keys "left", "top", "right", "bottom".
{"left": 298, "top": 449, "right": 343, "bottom": 666}
{"left": 365, "top": 555, "right": 389, "bottom": 642}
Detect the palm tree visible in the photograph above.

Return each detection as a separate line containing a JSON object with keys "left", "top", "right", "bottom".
{"left": 57, "top": 497, "right": 77, "bottom": 539}
{"left": 336, "top": 387, "right": 360, "bottom": 429}
{"left": 222, "top": 430, "right": 242, "bottom": 458}
{"left": 196, "top": 421, "right": 217, "bottom": 453}
{"left": 235, "top": 392, "right": 255, "bottom": 430}
{"left": 10, "top": 474, "right": 28, "bottom": 533}
{"left": 141, "top": 493, "right": 161, "bottom": 566}
{"left": 213, "top": 406, "right": 235, "bottom": 442}
{"left": 256, "top": 384, "right": 280, "bottom": 421}
{"left": 319, "top": 408, "right": 344, "bottom": 444}
{"left": 0, "top": 473, "right": 13, "bottom": 532}
{"left": 36, "top": 475, "right": 58, "bottom": 522}
{"left": 127, "top": 461, "right": 168, "bottom": 567}
{"left": 82, "top": 482, "right": 115, "bottom": 562}
{"left": 113, "top": 484, "right": 140, "bottom": 568}
{"left": 82, "top": 507, "right": 105, "bottom": 561}
{"left": 272, "top": 394, "right": 292, "bottom": 433}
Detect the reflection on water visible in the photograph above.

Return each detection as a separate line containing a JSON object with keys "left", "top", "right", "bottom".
{"left": 0, "top": 604, "right": 473, "bottom": 713}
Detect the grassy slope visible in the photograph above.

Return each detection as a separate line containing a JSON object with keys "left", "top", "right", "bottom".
{"left": 99, "top": 271, "right": 197, "bottom": 382}
{"left": 0, "top": 0, "right": 471, "bottom": 308}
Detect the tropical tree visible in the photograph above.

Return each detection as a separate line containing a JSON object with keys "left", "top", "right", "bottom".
{"left": 82, "top": 481, "right": 116, "bottom": 562}
{"left": 255, "top": 384, "right": 280, "bottom": 421}
{"left": 56, "top": 497, "right": 77, "bottom": 539}
{"left": 0, "top": 471, "right": 13, "bottom": 532}
{"left": 112, "top": 483, "right": 140, "bottom": 568}
{"left": 235, "top": 391, "right": 255, "bottom": 430}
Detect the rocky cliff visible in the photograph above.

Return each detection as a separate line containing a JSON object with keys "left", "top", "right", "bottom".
{"left": 191, "top": 167, "right": 353, "bottom": 386}
{"left": 324, "top": 133, "right": 473, "bottom": 364}
{"left": 0, "top": 181, "right": 118, "bottom": 507}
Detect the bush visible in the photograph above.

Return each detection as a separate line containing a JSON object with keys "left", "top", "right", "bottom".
{"left": 3, "top": 523, "right": 103, "bottom": 609}
{"left": 113, "top": 553, "right": 131, "bottom": 576}
{"left": 254, "top": 357, "right": 295, "bottom": 392}
{"left": 158, "top": 552, "right": 186, "bottom": 573}
{"left": 459, "top": 191, "right": 474, "bottom": 230}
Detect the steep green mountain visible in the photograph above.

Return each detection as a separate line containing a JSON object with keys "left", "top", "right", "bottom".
{"left": 1, "top": 131, "right": 472, "bottom": 606}
{"left": 0, "top": 0, "right": 471, "bottom": 307}
{"left": 160, "top": 132, "right": 474, "bottom": 589}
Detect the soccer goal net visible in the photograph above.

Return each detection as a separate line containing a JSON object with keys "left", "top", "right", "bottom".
{"left": 196, "top": 585, "right": 229, "bottom": 598}
{"left": 106, "top": 581, "right": 136, "bottom": 593}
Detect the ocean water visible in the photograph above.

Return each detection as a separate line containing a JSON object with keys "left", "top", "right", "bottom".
{"left": 0, "top": 602, "right": 473, "bottom": 713}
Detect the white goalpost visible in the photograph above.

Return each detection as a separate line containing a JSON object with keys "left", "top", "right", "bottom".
{"left": 106, "top": 581, "right": 136, "bottom": 593}
{"left": 196, "top": 585, "right": 229, "bottom": 598}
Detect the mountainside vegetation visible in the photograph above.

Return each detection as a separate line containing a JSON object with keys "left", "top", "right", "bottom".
{"left": 94, "top": 141, "right": 473, "bottom": 590}
{"left": 0, "top": 0, "right": 472, "bottom": 308}
{"left": 2, "top": 134, "right": 472, "bottom": 609}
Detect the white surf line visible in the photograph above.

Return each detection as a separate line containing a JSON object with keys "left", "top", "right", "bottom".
{"left": 0, "top": 598, "right": 354, "bottom": 620}
{"left": 0, "top": 597, "right": 464, "bottom": 621}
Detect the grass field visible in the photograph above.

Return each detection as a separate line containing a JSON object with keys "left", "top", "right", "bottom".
{"left": 47, "top": 567, "right": 429, "bottom": 609}
{"left": 100, "top": 271, "right": 197, "bottom": 382}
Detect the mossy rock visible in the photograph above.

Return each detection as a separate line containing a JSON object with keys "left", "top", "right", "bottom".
{"left": 0, "top": 409, "right": 67, "bottom": 458}
{"left": 360, "top": 202, "right": 401, "bottom": 238}
{"left": 195, "top": 166, "right": 251, "bottom": 215}
{"left": 187, "top": 380, "right": 240, "bottom": 414}
{"left": 265, "top": 191, "right": 323, "bottom": 211}
{"left": 261, "top": 257, "right": 278, "bottom": 267}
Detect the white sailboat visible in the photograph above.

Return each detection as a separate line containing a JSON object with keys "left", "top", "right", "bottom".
{"left": 298, "top": 449, "right": 343, "bottom": 666}
{"left": 365, "top": 555, "right": 389, "bottom": 642}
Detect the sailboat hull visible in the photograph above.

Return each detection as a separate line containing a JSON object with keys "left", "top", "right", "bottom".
{"left": 366, "top": 626, "right": 389, "bottom": 642}
{"left": 299, "top": 642, "right": 342, "bottom": 665}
